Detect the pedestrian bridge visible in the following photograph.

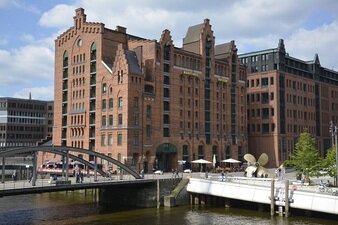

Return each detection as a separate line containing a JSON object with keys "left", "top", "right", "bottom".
{"left": 187, "top": 177, "right": 338, "bottom": 215}
{"left": 0, "top": 145, "right": 141, "bottom": 185}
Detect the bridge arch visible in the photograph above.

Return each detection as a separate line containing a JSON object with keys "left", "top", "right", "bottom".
{"left": 0, "top": 145, "right": 141, "bottom": 179}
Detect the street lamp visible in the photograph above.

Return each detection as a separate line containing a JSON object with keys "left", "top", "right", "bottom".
{"left": 25, "top": 165, "right": 30, "bottom": 181}
{"left": 330, "top": 121, "right": 338, "bottom": 187}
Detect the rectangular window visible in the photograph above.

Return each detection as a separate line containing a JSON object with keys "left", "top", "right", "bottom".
{"left": 146, "top": 105, "right": 152, "bottom": 119}
{"left": 101, "top": 134, "right": 106, "bottom": 146}
{"left": 118, "top": 97, "right": 123, "bottom": 107}
{"left": 163, "top": 63, "right": 170, "bottom": 73}
{"left": 134, "top": 97, "right": 139, "bottom": 110}
{"left": 102, "top": 115, "right": 106, "bottom": 126}
{"left": 102, "top": 99, "right": 106, "bottom": 110}
{"left": 108, "top": 134, "right": 113, "bottom": 146}
{"left": 261, "top": 93, "right": 269, "bottom": 103}
{"left": 163, "top": 128, "right": 170, "bottom": 137}
{"left": 109, "top": 115, "right": 113, "bottom": 126}
{"left": 164, "top": 88, "right": 170, "bottom": 97}
{"left": 134, "top": 114, "right": 139, "bottom": 125}
{"left": 262, "top": 78, "right": 268, "bottom": 87}
{"left": 133, "top": 133, "right": 139, "bottom": 146}
{"left": 117, "top": 134, "right": 122, "bottom": 146}
{"left": 109, "top": 98, "right": 113, "bottom": 109}
{"left": 163, "top": 101, "right": 170, "bottom": 111}
{"left": 118, "top": 114, "right": 122, "bottom": 125}
{"left": 146, "top": 125, "right": 151, "bottom": 138}
{"left": 262, "top": 123, "right": 269, "bottom": 133}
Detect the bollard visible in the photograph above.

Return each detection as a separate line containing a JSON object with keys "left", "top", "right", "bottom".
{"left": 270, "top": 179, "right": 275, "bottom": 216}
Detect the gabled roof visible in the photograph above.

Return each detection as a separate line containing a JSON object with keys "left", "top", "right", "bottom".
{"left": 125, "top": 50, "right": 142, "bottom": 75}
{"left": 183, "top": 23, "right": 203, "bottom": 44}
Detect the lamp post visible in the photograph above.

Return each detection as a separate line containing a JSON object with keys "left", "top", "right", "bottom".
{"left": 335, "top": 126, "right": 338, "bottom": 187}
{"left": 25, "top": 165, "right": 29, "bottom": 181}
{"left": 330, "top": 121, "right": 338, "bottom": 187}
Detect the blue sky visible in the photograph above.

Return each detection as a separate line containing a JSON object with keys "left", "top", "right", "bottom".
{"left": 1, "top": 0, "right": 338, "bottom": 100}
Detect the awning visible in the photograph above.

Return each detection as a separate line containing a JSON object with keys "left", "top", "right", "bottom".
{"left": 156, "top": 143, "right": 177, "bottom": 154}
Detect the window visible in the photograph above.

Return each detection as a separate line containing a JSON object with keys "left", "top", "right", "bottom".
{"left": 134, "top": 97, "right": 139, "bottom": 110}
{"left": 163, "top": 63, "right": 170, "bottom": 73}
{"left": 261, "top": 93, "right": 269, "bottom": 104}
{"left": 133, "top": 114, "right": 139, "bottom": 125}
{"left": 109, "top": 98, "right": 113, "bottom": 109}
{"left": 146, "top": 125, "right": 151, "bottom": 138}
{"left": 164, "top": 88, "right": 170, "bottom": 98}
{"left": 163, "top": 101, "right": 170, "bottom": 111}
{"left": 133, "top": 133, "right": 139, "bottom": 146}
{"left": 109, "top": 115, "right": 113, "bottom": 126}
{"left": 102, "top": 115, "right": 106, "bottom": 126}
{"left": 108, "top": 134, "right": 113, "bottom": 146}
{"left": 118, "top": 97, "right": 123, "bottom": 107}
{"left": 163, "top": 128, "right": 170, "bottom": 137}
{"left": 262, "top": 124, "right": 269, "bottom": 133}
{"left": 146, "top": 105, "right": 152, "bottom": 119}
{"left": 262, "top": 108, "right": 269, "bottom": 119}
{"left": 117, "top": 134, "right": 122, "bottom": 146}
{"left": 262, "top": 78, "right": 268, "bottom": 87}
{"left": 163, "top": 114, "right": 170, "bottom": 124}
{"left": 101, "top": 134, "right": 106, "bottom": 146}
{"left": 118, "top": 114, "right": 122, "bottom": 125}
{"left": 102, "top": 83, "right": 107, "bottom": 94}
{"left": 102, "top": 99, "right": 106, "bottom": 110}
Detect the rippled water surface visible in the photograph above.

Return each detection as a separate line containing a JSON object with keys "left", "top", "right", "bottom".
{"left": 0, "top": 191, "right": 335, "bottom": 225}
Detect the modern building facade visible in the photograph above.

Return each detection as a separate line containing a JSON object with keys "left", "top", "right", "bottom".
{"left": 52, "top": 8, "right": 247, "bottom": 172}
{"left": 0, "top": 97, "right": 54, "bottom": 147}
{"left": 239, "top": 39, "right": 338, "bottom": 167}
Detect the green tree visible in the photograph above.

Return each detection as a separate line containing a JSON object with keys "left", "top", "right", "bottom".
{"left": 322, "top": 146, "right": 337, "bottom": 179}
{"left": 284, "top": 129, "right": 322, "bottom": 182}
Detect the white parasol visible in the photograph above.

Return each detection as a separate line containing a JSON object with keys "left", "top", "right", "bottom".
{"left": 221, "top": 158, "right": 241, "bottom": 163}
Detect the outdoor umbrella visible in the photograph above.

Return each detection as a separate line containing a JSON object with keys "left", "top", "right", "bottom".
{"left": 221, "top": 158, "right": 241, "bottom": 163}
{"left": 191, "top": 159, "right": 212, "bottom": 164}
{"left": 191, "top": 159, "right": 212, "bottom": 172}
{"left": 212, "top": 154, "right": 216, "bottom": 168}
{"left": 221, "top": 158, "right": 241, "bottom": 172}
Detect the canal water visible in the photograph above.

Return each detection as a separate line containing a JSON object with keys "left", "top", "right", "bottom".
{"left": 0, "top": 190, "right": 335, "bottom": 225}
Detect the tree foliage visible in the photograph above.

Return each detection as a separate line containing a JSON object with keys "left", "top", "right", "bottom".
{"left": 322, "top": 145, "right": 337, "bottom": 178}
{"left": 284, "top": 129, "right": 322, "bottom": 180}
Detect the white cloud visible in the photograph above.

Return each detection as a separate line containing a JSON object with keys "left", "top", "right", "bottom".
{"left": 3, "top": 0, "right": 338, "bottom": 100}
{"left": 13, "top": 85, "right": 54, "bottom": 100}
{"left": 286, "top": 21, "right": 338, "bottom": 69}
{"left": 0, "top": 41, "right": 54, "bottom": 85}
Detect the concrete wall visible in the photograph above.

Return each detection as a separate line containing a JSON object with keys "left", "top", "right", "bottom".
{"left": 98, "top": 178, "right": 185, "bottom": 209}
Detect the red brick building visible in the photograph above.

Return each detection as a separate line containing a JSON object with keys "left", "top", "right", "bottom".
{"left": 239, "top": 39, "right": 338, "bottom": 167}
{"left": 52, "top": 8, "right": 247, "bottom": 172}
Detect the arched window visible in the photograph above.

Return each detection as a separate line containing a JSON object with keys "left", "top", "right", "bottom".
{"left": 63, "top": 51, "right": 68, "bottom": 67}
{"left": 90, "top": 43, "right": 96, "bottom": 60}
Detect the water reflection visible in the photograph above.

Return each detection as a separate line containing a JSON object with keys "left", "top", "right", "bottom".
{"left": 0, "top": 191, "right": 335, "bottom": 225}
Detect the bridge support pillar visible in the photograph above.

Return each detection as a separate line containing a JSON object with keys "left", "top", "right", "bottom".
{"left": 270, "top": 179, "right": 275, "bottom": 216}
{"left": 1, "top": 157, "right": 5, "bottom": 183}
{"left": 285, "top": 180, "right": 289, "bottom": 217}
{"left": 224, "top": 198, "right": 231, "bottom": 208}
{"left": 32, "top": 151, "right": 38, "bottom": 186}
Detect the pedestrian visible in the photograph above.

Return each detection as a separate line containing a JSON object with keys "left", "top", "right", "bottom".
{"left": 76, "top": 171, "right": 80, "bottom": 183}
{"left": 80, "top": 171, "right": 84, "bottom": 183}
{"left": 172, "top": 168, "right": 175, "bottom": 178}
{"left": 29, "top": 174, "right": 33, "bottom": 183}
{"left": 12, "top": 170, "right": 17, "bottom": 182}
{"left": 175, "top": 169, "right": 179, "bottom": 178}
{"left": 221, "top": 170, "right": 225, "bottom": 181}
